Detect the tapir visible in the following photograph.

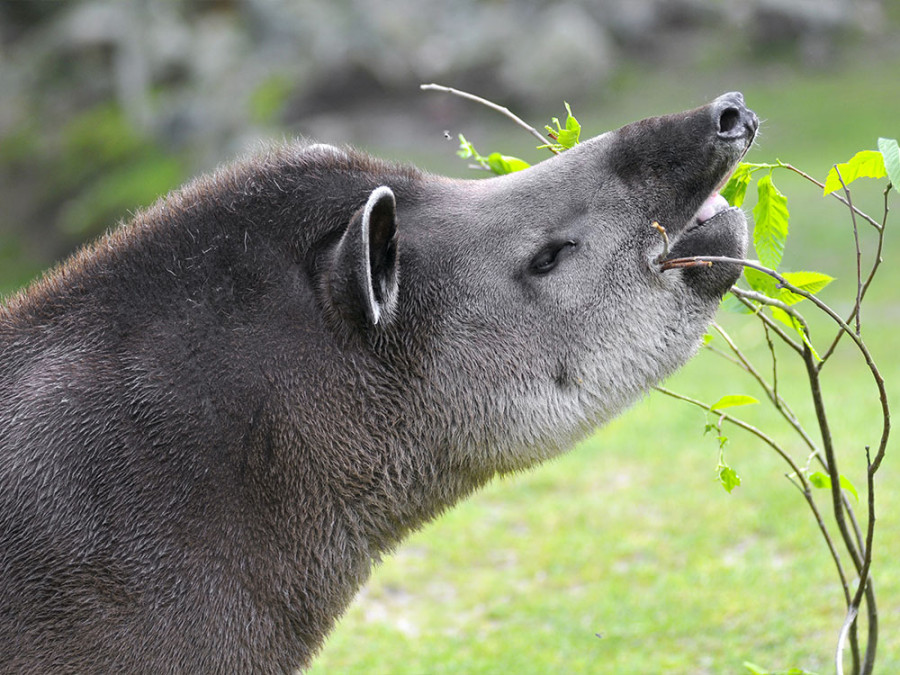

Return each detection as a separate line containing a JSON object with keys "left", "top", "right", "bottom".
{"left": 0, "top": 93, "right": 757, "bottom": 672}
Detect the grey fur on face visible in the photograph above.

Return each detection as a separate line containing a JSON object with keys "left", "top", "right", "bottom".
{"left": 0, "top": 93, "right": 757, "bottom": 672}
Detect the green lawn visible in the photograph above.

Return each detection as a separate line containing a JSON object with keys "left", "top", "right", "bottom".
{"left": 310, "top": 54, "right": 900, "bottom": 674}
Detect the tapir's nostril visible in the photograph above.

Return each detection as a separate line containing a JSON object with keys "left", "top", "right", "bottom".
{"left": 714, "top": 92, "right": 758, "bottom": 141}
{"left": 718, "top": 107, "right": 741, "bottom": 136}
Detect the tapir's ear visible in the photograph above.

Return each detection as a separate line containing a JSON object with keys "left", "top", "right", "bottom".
{"left": 329, "top": 186, "right": 399, "bottom": 327}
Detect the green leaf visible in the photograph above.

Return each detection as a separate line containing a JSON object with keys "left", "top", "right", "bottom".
{"left": 878, "top": 137, "right": 900, "bottom": 194}
{"left": 565, "top": 103, "right": 579, "bottom": 130}
{"left": 457, "top": 134, "right": 492, "bottom": 172}
{"left": 557, "top": 102, "right": 581, "bottom": 149}
{"left": 721, "top": 163, "right": 755, "bottom": 207}
{"left": 702, "top": 333, "right": 714, "bottom": 345}
{"left": 458, "top": 135, "right": 529, "bottom": 175}
{"left": 808, "top": 471, "right": 830, "bottom": 489}
{"left": 744, "top": 266, "right": 778, "bottom": 297}
{"left": 778, "top": 271, "right": 834, "bottom": 305}
{"left": 823, "top": 150, "right": 886, "bottom": 195}
{"left": 709, "top": 394, "right": 759, "bottom": 410}
{"left": 486, "top": 152, "right": 530, "bottom": 175}
{"left": 808, "top": 472, "right": 859, "bottom": 502}
{"left": 753, "top": 174, "right": 789, "bottom": 270}
{"left": 718, "top": 464, "right": 741, "bottom": 493}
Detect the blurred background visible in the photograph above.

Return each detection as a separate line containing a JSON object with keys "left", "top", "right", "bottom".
{"left": 2, "top": 1, "right": 899, "bottom": 672}
{"left": 1, "top": 0, "right": 897, "bottom": 293}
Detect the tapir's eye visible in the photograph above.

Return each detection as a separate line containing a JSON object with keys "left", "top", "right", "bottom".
{"left": 530, "top": 241, "right": 577, "bottom": 275}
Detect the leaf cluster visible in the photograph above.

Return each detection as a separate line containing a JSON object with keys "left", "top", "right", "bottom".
{"left": 454, "top": 103, "right": 582, "bottom": 175}
{"left": 718, "top": 139, "right": 899, "bottom": 356}
{"left": 538, "top": 102, "right": 582, "bottom": 153}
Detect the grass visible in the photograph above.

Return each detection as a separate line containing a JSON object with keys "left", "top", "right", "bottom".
{"left": 310, "top": 52, "right": 900, "bottom": 673}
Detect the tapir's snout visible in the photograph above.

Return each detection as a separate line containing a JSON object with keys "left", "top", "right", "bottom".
{"left": 712, "top": 92, "right": 758, "bottom": 143}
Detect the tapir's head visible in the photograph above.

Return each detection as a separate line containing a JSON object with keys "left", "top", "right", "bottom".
{"left": 327, "top": 93, "right": 757, "bottom": 473}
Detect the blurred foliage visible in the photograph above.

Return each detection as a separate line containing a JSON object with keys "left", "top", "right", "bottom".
{"left": 0, "top": 0, "right": 897, "bottom": 298}
{"left": 0, "top": 236, "right": 42, "bottom": 297}
{"left": 53, "top": 103, "right": 185, "bottom": 236}
{"left": 249, "top": 74, "right": 294, "bottom": 125}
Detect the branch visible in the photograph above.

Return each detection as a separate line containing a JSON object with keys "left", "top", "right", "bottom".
{"left": 730, "top": 288, "right": 804, "bottom": 355}
{"left": 420, "top": 83, "right": 558, "bottom": 153}
{"left": 800, "top": 340, "right": 864, "bottom": 575}
{"left": 710, "top": 322, "right": 819, "bottom": 457}
{"left": 833, "top": 166, "right": 863, "bottom": 336}
{"left": 819, "top": 185, "right": 891, "bottom": 364}
{"left": 653, "top": 386, "right": 853, "bottom": 605}
{"left": 779, "top": 162, "right": 882, "bottom": 231}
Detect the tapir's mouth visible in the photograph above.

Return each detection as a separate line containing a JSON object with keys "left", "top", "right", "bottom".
{"left": 683, "top": 123, "right": 754, "bottom": 236}
{"left": 664, "top": 123, "right": 755, "bottom": 259}
{"left": 685, "top": 191, "right": 736, "bottom": 233}
{"left": 657, "top": 161, "right": 749, "bottom": 268}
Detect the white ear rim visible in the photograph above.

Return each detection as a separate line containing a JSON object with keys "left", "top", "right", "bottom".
{"left": 361, "top": 186, "right": 396, "bottom": 326}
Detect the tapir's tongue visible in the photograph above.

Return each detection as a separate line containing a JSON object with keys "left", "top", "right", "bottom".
{"left": 695, "top": 192, "right": 730, "bottom": 224}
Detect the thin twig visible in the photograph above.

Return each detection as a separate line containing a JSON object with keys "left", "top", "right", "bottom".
{"left": 779, "top": 162, "right": 882, "bottom": 231}
{"left": 837, "top": 605, "right": 860, "bottom": 675}
{"left": 711, "top": 322, "right": 819, "bottom": 457}
{"left": 763, "top": 322, "right": 778, "bottom": 403}
{"left": 834, "top": 166, "right": 864, "bottom": 336}
{"left": 860, "top": 447, "right": 878, "bottom": 675}
{"left": 653, "top": 387, "right": 800, "bottom": 478}
{"left": 703, "top": 343, "right": 746, "bottom": 369}
{"left": 668, "top": 256, "right": 890, "bottom": 475}
{"left": 801, "top": 341, "right": 864, "bottom": 569}
{"left": 653, "top": 386, "right": 853, "bottom": 605}
{"left": 819, "top": 186, "right": 890, "bottom": 365}
{"left": 731, "top": 289, "right": 804, "bottom": 355}
{"left": 720, "top": 286, "right": 813, "bottom": 340}
{"left": 837, "top": 446, "right": 881, "bottom": 675}
{"left": 420, "top": 83, "right": 558, "bottom": 153}
{"left": 652, "top": 221, "right": 670, "bottom": 260}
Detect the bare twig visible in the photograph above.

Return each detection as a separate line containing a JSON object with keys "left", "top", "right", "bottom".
{"left": 730, "top": 288, "right": 804, "bottom": 355}
{"left": 801, "top": 340, "right": 863, "bottom": 563}
{"left": 658, "top": 258, "right": 713, "bottom": 270}
{"left": 819, "top": 186, "right": 891, "bottom": 365}
{"left": 703, "top": 343, "right": 746, "bottom": 369}
{"left": 711, "top": 322, "right": 819, "bottom": 457}
{"left": 833, "top": 166, "right": 864, "bottom": 336}
{"left": 779, "top": 162, "right": 882, "bottom": 231}
{"left": 420, "top": 83, "right": 558, "bottom": 153}
{"left": 763, "top": 322, "right": 778, "bottom": 403}
{"left": 652, "top": 221, "right": 670, "bottom": 260}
